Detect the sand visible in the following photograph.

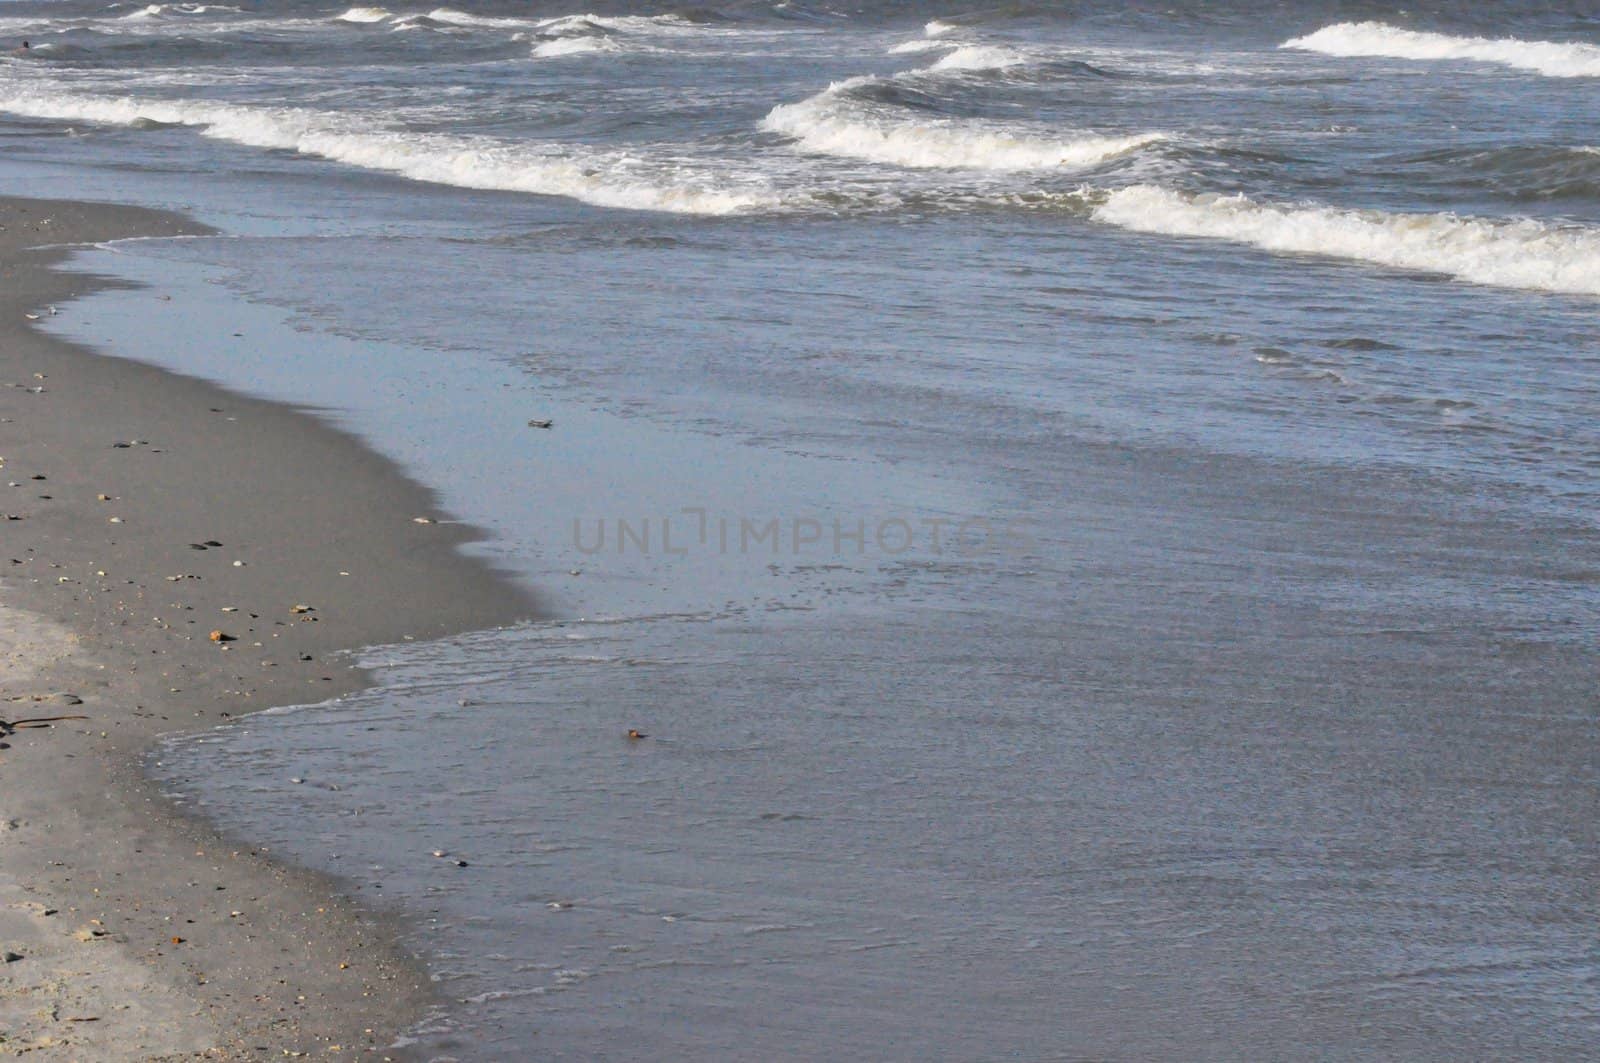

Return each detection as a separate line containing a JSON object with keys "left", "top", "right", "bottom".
{"left": 0, "top": 197, "right": 538, "bottom": 1059}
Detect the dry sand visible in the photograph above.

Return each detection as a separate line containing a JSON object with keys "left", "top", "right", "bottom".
{"left": 0, "top": 197, "right": 538, "bottom": 1059}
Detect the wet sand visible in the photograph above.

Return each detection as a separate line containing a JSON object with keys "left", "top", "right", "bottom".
{"left": 0, "top": 197, "right": 537, "bottom": 1059}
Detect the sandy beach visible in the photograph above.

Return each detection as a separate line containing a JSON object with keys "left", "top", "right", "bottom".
{"left": 0, "top": 197, "right": 537, "bottom": 1059}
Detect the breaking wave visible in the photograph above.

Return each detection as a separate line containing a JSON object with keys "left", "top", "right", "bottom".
{"left": 334, "top": 6, "right": 392, "bottom": 24}
{"left": 0, "top": 89, "right": 773, "bottom": 215}
{"left": 928, "top": 44, "right": 1027, "bottom": 72}
{"left": 764, "top": 70, "right": 1160, "bottom": 171}
{"left": 534, "top": 13, "right": 705, "bottom": 38}
{"left": 763, "top": 43, "right": 1159, "bottom": 171}
{"left": 1283, "top": 22, "right": 1600, "bottom": 78}
{"left": 531, "top": 36, "right": 619, "bottom": 58}
{"left": 1092, "top": 185, "right": 1600, "bottom": 297}
{"left": 424, "top": 7, "right": 532, "bottom": 29}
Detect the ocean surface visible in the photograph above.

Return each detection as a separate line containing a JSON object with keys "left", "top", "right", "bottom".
{"left": 2, "top": 0, "right": 1598, "bottom": 1057}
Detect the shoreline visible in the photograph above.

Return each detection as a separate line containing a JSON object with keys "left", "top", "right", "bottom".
{"left": 0, "top": 196, "right": 539, "bottom": 1059}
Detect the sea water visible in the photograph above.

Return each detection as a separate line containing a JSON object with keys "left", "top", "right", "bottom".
{"left": 3, "top": 1, "right": 1598, "bottom": 1057}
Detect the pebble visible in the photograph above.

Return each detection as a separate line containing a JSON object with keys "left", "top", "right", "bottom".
{"left": 2, "top": 950, "right": 22, "bottom": 963}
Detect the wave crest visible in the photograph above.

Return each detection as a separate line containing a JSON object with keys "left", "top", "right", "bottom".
{"left": 1093, "top": 185, "right": 1600, "bottom": 296}
{"left": 334, "top": 6, "right": 391, "bottom": 24}
{"left": 1283, "top": 22, "right": 1600, "bottom": 78}
{"left": 531, "top": 36, "right": 620, "bottom": 58}
{"left": 0, "top": 90, "right": 773, "bottom": 215}
{"left": 929, "top": 44, "right": 1027, "bottom": 72}
{"left": 763, "top": 80, "right": 1161, "bottom": 171}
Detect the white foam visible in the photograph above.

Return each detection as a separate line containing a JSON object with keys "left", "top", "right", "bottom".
{"left": 929, "top": 44, "right": 1026, "bottom": 72}
{"left": 425, "top": 7, "right": 530, "bottom": 29}
{"left": 531, "top": 36, "right": 618, "bottom": 58}
{"left": 334, "top": 6, "right": 392, "bottom": 24}
{"left": 924, "top": 19, "right": 959, "bottom": 37}
{"left": 1093, "top": 184, "right": 1600, "bottom": 297}
{"left": 888, "top": 38, "right": 954, "bottom": 55}
{"left": 763, "top": 78, "right": 1161, "bottom": 171}
{"left": 1283, "top": 22, "right": 1600, "bottom": 78}
{"left": 535, "top": 13, "right": 696, "bottom": 38}
{"left": 0, "top": 90, "right": 774, "bottom": 215}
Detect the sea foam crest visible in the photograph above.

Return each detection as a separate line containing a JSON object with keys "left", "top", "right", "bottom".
{"left": 1092, "top": 185, "right": 1600, "bottom": 297}
{"left": 527, "top": 11, "right": 701, "bottom": 57}
{"left": 531, "top": 36, "right": 618, "bottom": 58}
{"left": 1283, "top": 22, "right": 1600, "bottom": 78}
{"left": 888, "top": 38, "right": 954, "bottom": 55}
{"left": 891, "top": 17, "right": 964, "bottom": 52}
{"left": 763, "top": 76, "right": 1161, "bottom": 171}
{"left": 928, "top": 44, "right": 1026, "bottom": 71}
{"left": 425, "top": 7, "right": 531, "bottom": 28}
{"left": 334, "top": 6, "right": 392, "bottom": 23}
{"left": 535, "top": 13, "right": 699, "bottom": 37}
{"left": 0, "top": 90, "right": 773, "bottom": 215}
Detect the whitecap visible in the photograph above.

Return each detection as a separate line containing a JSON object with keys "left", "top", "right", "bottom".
{"left": 929, "top": 44, "right": 1027, "bottom": 72}
{"left": 334, "top": 6, "right": 392, "bottom": 24}
{"left": 425, "top": 7, "right": 530, "bottom": 29}
{"left": 1283, "top": 22, "right": 1600, "bottom": 78}
{"left": 763, "top": 78, "right": 1162, "bottom": 171}
{"left": 0, "top": 90, "right": 776, "bottom": 216}
{"left": 1092, "top": 184, "right": 1600, "bottom": 297}
{"left": 531, "top": 36, "right": 619, "bottom": 59}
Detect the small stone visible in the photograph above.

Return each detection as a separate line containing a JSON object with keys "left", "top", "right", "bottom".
{"left": 289, "top": 604, "right": 314, "bottom": 614}
{"left": 412, "top": 516, "right": 435, "bottom": 524}
{"left": 209, "top": 630, "right": 234, "bottom": 643}
{"left": 2, "top": 950, "right": 23, "bottom": 963}
{"left": 527, "top": 419, "right": 554, "bottom": 429}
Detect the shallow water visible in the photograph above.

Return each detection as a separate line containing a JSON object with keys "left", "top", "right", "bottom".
{"left": 5, "top": 0, "right": 1600, "bottom": 1057}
